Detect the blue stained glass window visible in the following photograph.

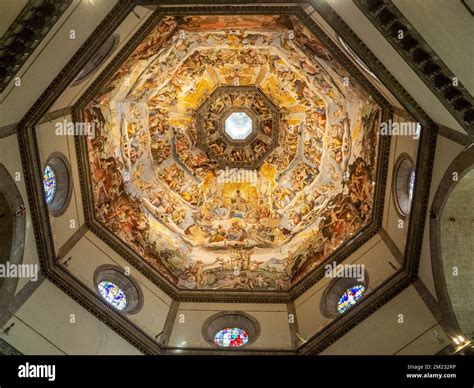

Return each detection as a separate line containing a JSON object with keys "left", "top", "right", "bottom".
{"left": 98, "top": 281, "right": 127, "bottom": 310}
{"left": 408, "top": 170, "right": 415, "bottom": 202}
{"left": 337, "top": 284, "right": 365, "bottom": 314}
{"left": 214, "top": 327, "right": 249, "bottom": 347}
{"left": 43, "top": 165, "right": 56, "bottom": 204}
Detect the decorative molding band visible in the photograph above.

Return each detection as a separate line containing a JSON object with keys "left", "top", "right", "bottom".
{"left": 163, "top": 346, "right": 296, "bottom": 355}
{"left": 354, "top": 0, "right": 474, "bottom": 136}
{"left": 0, "top": 0, "right": 73, "bottom": 93}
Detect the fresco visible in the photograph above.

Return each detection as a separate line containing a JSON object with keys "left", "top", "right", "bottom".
{"left": 83, "top": 15, "right": 381, "bottom": 291}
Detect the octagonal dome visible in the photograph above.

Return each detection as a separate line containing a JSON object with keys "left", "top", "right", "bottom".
{"left": 78, "top": 14, "right": 385, "bottom": 294}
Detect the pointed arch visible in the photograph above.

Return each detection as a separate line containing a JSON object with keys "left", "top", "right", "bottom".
{"left": 430, "top": 146, "right": 474, "bottom": 337}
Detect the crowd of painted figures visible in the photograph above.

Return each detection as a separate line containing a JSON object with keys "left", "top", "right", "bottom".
{"left": 196, "top": 88, "right": 278, "bottom": 168}
{"left": 84, "top": 15, "right": 380, "bottom": 290}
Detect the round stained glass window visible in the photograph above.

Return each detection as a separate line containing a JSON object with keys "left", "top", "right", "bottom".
{"left": 214, "top": 327, "right": 249, "bottom": 347}
{"left": 339, "top": 37, "right": 379, "bottom": 81}
{"left": 408, "top": 169, "right": 415, "bottom": 202}
{"left": 337, "top": 284, "right": 366, "bottom": 314}
{"left": 97, "top": 281, "right": 127, "bottom": 310}
{"left": 43, "top": 165, "right": 56, "bottom": 204}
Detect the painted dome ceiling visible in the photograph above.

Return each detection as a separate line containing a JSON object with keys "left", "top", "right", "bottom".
{"left": 81, "top": 15, "right": 382, "bottom": 292}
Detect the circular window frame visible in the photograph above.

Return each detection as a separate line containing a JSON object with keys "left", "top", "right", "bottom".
{"left": 93, "top": 265, "right": 144, "bottom": 315}
{"left": 392, "top": 153, "right": 416, "bottom": 218}
{"left": 320, "top": 271, "right": 369, "bottom": 319}
{"left": 202, "top": 311, "right": 260, "bottom": 348}
{"left": 43, "top": 152, "right": 73, "bottom": 217}
{"left": 70, "top": 34, "right": 120, "bottom": 87}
